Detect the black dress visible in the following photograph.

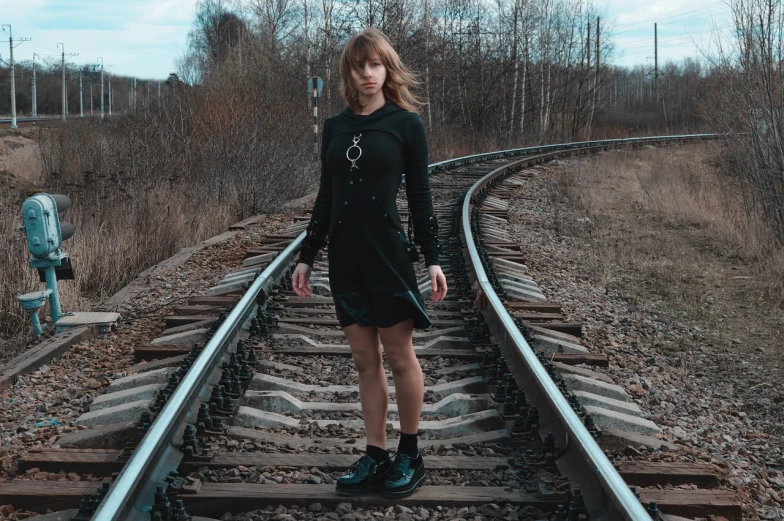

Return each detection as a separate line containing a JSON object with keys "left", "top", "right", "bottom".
{"left": 296, "top": 101, "right": 442, "bottom": 329}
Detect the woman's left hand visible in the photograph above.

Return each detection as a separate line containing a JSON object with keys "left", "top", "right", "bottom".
{"left": 428, "top": 265, "right": 448, "bottom": 302}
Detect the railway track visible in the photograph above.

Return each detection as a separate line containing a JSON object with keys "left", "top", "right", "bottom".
{"left": 0, "top": 134, "right": 742, "bottom": 521}
{"left": 1, "top": 115, "right": 110, "bottom": 129}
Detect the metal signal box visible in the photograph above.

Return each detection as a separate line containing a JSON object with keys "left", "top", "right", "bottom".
{"left": 18, "top": 192, "right": 118, "bottom": 336}
{"left": 21, "top": 193, "right": 70, "bottom": 262}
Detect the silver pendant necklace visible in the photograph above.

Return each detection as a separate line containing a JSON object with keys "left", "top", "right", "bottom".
{"left": 346, "top": 133, "right": 362, "bottom": 170}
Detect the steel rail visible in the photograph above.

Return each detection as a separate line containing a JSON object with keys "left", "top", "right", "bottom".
{"left": 1, "top": 116, "right": 75, "bottom": 123}
{"left": 91, "top": 132, "right": 718, "bottom": 520}
{"left": 92, "top": 239, "right": 300, "bottom": 520}
{"left": 428, "top": 133, "right": 716, "bottom": 173}
{"left": 458, "top": 134, "right": 716, "bottom": 520}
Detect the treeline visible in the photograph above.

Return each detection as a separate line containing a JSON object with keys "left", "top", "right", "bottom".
{"left": 705, "top": 0, "right": 784, "bottom": 251}
{"left": 0, "top": 0, "right": 713, "bottom": 143}
{"left": 0, "top": 61, "right": 172, "bottom": 118}
{"left": 175, "top": 0, "right": 711, "bottom": 149}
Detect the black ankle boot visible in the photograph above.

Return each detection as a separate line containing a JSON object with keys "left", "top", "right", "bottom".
{"left": 335, "top": 452, "right": 392, "bottom": 496}
{"left": 383, "top": 451, "right": 425, "bottom": 498}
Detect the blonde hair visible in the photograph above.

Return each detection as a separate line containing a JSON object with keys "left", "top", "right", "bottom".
{"left": 340, "top": 27, "right": 425, "bottom": 114}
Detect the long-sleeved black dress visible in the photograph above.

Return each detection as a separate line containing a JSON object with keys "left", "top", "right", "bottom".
{"left": 296, "top": 101, "right": 442, "bottom": 330}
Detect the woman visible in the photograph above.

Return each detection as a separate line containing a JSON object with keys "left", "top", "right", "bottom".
{"left": 291, "top": 27, "right": 448, "bottom": 499}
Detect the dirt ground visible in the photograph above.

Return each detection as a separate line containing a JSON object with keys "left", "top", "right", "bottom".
{"left": 508, "top": 142, "right": 784, "bottom": 515}
{"left": 0, "top": 129, "right": 41, "bottom": 188}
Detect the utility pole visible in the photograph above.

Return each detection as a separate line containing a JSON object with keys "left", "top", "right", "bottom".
{"left": 90, "top": 84, "right": 93, "bottom": 116}
{"left": 97, "top": 57, "right": 104, "bottom": 119}
{"left": 654, "top": 23, "right": 659, "bottom": 102}
{"left": 79, "top": 68, "right": 84, "bottom": 117}
{"left": 595, "top": 17, "right": 600, "bottom": 105}
{"left": 57, "top": 43, "right": 78, "bottom": 121}
{"left": 587, "top": 16, "right": 600, "bottom": 137}
{"left": 108, "top": 75, "right": 112, "bottom": 115}
{"left": 3, "top": 25, "right": 29, "bottom": 129}
{"left": 59, "top": 43, "right": 66, "bottom": 121}
{"left": 5, "top": 26, "right": 16, "bottom": 128}
{"left": 586, "top": 20, "right": 590, "bottom": 70}
{"left": 596, "top": 17, "right": 600, "bottom": 82}
{"left": 32, "top": 53, "right": 38, "bottom": 119}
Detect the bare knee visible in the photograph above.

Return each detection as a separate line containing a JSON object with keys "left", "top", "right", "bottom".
{"left": 352, "top": 347, "right": 383, "bottom": 373}
{"left": 378, "top": 320, "right": 416, "bottom": 375}
{"left": 344, "top": 324, "right": 382, "bottom": 374}
{"left": 383, "top": 344, "right": 418, "bottom": 375}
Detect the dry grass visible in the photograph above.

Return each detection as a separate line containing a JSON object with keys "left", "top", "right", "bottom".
{"left": 546, "top": 139, "right": 784, "bottom": 452}
{"left": 0, "top": 175, "right": 237, "bottom": 362}
{"left": 0, "top": 91, "right": 313, "bottom": 361}
{"left": 3, "top": 145, "right": 42, "bottom": 183}
{"left": 550, "top": 142, "right": 784, "bottom": 307}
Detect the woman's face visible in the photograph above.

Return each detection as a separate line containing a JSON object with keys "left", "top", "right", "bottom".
{"left": 351, "top": 55, "right": 387, "bottom": 98}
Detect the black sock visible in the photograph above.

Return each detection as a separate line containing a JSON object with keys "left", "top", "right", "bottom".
{"left": 397, "top": 432, "right": 419, "bottom": 456}
{"left": 366, "top": 444, "right": 389, "bottom": 461}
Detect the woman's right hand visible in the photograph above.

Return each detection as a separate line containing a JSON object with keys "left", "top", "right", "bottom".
{"left": 292, "top": 262, "right": 313, "bottom": 297}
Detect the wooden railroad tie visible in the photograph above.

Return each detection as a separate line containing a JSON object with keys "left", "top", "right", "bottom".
{"left": 258, "top": 234, "right": 300, "bottom": 241}
{"left": 638, "top": 489, "right": 741, "bottom": 521}
{"left": 18, "top": 450, "right": 511, "bottom": 475}
{"left": 133, "top": 344, "right": 193, "bottom": 362}
{"left": 505, "top": 302, "right": 563, "bottom": 313}
{"left": 0, "top": 481, "right": 559, "bottom": 515}
{"left": 275, "top": 316, "right": 465, "bottom": 328}
{"left": 0, "top": 479, "right": 740, "bottom": 519}
{"left": 187, "top": 295, "right": 242, "bottom": 306}
{"left": 265, "top": 345, "right": 482, "bottom": 361}
{"left": 616, "top": 461, "right": 719, "bottom": 488}
{"left": 547, "top": 353, "right": 609, "bottom": 367}
{"left": 245, "top": 244, "right": 288, "bottom": 257}
{"left": 173, "top": 304, "right": 234, "bottom": 315}
{"left": 164, "top": 315, "right": 218, "bottom": 329}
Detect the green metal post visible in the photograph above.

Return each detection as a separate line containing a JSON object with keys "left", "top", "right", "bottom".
{"left": 43, "top": 266, "right": 61, "bottom": 323}
{"left": 30, "top": 311, "right": 42, "bottom": 336}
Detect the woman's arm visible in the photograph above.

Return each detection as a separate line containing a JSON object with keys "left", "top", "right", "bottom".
{"left": 297, "top": 118, "right": 334, "bottom": 267}
{"left": 404, "top": 113, "right": 441, "bottom": 267}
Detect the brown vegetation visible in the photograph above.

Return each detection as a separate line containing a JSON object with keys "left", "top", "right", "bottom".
{"left": 702, "top": 0, "right": 784, "bottom": 258}
{"left": 551, "top": 143, "right": 784, "bottom": 302}
{"left": 0, "top": 81, "right": 314, "bottom": 357}
{"left": 545, "top": 143, "right": 784, "bottom": 453}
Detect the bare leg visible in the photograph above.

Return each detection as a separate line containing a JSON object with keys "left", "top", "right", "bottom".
{"left": 344, "top": 323, "right": 388, "bottom": 449}
{"left": 378, "top": 318, "right": 423, "bottom": 435}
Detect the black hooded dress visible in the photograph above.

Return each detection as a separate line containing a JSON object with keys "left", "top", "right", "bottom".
{"left": 296, "top": 101, "right": 442, "bottom": 329}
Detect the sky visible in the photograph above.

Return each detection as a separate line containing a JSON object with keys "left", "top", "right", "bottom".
{"left": 0, "top": 0, "right": 200, "bottom": 80}
{"left": 0, "top": 0, "right": 733, "bottom": 80}
{"left": 605, "top": 0, "right": 734, "bottom": 68}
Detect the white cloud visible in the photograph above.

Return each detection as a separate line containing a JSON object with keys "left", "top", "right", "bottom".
{"left": 0, "top": 0, "right": 200, "bottom": 79}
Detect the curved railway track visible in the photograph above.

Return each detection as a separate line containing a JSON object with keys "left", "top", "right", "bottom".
{"left": 2, "top": 134, "right": 741, "bottom": 521}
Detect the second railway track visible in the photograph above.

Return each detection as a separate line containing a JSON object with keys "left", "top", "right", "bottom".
{"left": 0, "top": 134, "right": 742, "bottom": 521}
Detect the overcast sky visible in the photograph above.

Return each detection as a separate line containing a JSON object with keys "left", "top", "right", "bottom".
{"left": 605, "top": 0, "right": 733, "bottom": 70}
{"left": 0, "top": 0, "right": 733, "bottom": 80}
